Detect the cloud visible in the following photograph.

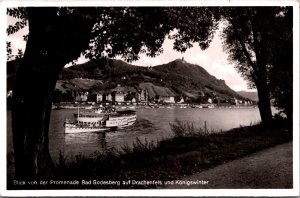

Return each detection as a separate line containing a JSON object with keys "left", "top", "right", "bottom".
{"left": 64, "top": 53, "right": 89, "bottom": 67}
{"left": 185, "top": 53, "right": 209, "bottom": 67}
{"left": 133, "top": 56, "right": 162, "bottom": 66}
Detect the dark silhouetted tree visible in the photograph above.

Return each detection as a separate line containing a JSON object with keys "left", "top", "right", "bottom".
{"left": 7, "top": 7, "right": 218, "bottom": 179}
{"left": 268, "top": 7, "right": 293, "bottom": 127}
{"left": 220, "top": 7, "right": 293, "bottom": 127}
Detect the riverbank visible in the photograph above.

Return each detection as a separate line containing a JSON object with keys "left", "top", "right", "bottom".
{"left": 7, "top": 117, "right": 292, "bottom": 189}
{"left": 52, "top": 102, "right": 257, "bottom": 110}
{"left": 165, "top": 141, "right": 293, "bottom": 189}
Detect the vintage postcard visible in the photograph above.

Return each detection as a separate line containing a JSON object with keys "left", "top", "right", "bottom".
{"left": 1, "top": 0, "right": 299, "bottom": 197}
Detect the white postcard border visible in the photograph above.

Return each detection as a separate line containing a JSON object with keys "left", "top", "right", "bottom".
{"left": 1, "top": 0, "right": 299, "bottom": 197}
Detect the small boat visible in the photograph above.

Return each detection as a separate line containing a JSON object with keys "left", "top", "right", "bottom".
{"left": 202, "top": 104, "right": 215, "bottom": 108}
{"left": 84, "top": 105, "right": 94, "bottom": 110}
{"left": 207, "top": 104, "right": 215, "bottom": 108}
{"left": 64, "top": 106, "right": 137, "bottom": 134}
{"left": 191, "top": 105, "right": 203, "bottom": 108}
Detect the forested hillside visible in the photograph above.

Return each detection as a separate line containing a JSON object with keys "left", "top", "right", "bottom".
{"left": 7, "top": 58, "right": 247, "bottom": 101}
{"left": 58, "top": 59, "right": 245, "bottom": 100}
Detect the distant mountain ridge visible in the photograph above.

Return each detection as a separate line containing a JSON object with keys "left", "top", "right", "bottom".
{"left": 237, "top": 91, "right": 258, "bottom": 101}
{"left": 154, "top": 59, "right": 238, "bottom": 97}
{"left": 7, "top": 58, "right": 249, "bottom": 101}
{"left": 58, "top": 58, "right": 247, "bottom": 101}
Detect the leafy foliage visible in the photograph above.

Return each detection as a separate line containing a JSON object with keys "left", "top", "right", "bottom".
{"left": 15, "top": 49, "right": 24, "bottom": 60}
{"left": 7, "top": 8, "right": 28, "bottom": 35}
{"left": 7, "top": 8, "right": 28, "bottom": 19}
{"left": 167, "top": 7, "right": 219, "bottom": 51}
{"left": 6, "top": 42, "right": 13, "bottom": 61}
{"left": 83, "top": 7, "right": 219, "bottom": 62}
{"left": 220, "top": 7, "right": 292, "bottom": 90}
{"left": 219, "top": 7, "right": 293, "bottom": 125}
{"left": 267, "top": 8, "right": 293, "bottom": 123}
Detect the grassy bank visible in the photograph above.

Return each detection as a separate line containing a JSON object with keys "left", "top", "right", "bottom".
{"left": 7, "top": 117, "right": 292, "bottom": 189}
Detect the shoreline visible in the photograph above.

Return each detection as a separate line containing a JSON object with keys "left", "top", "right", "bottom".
{"left": 51, "top": 102, "right": 258, "bottom": 110}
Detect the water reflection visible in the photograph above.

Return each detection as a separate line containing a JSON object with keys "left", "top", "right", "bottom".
{"left": 65, "top": 132, "right": 107, "bottom": 149}
{"left": 62, "top": 132, "right": 107, "bottom": 160}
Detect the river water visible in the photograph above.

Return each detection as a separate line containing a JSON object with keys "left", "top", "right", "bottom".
{"left": 7, "top": 107, "right": 261, "bottom": 162}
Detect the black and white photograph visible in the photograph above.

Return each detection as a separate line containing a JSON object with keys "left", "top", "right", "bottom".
{"left": 2, "top": 0, "right": 299, "bottom": 197}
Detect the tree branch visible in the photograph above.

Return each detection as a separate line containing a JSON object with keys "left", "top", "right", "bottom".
{"left": 249, "top": 12, "right": 262, "bottom": 67}
{"left": 233, "top": 25, "right": 259, "bottom": 84}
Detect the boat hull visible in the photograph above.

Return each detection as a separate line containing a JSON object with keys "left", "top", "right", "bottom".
{"left": 105, "top": 114, "right": 137, "bottom": 128}
{"left": 64, "top": 123, "right": 109, "bottom": 134}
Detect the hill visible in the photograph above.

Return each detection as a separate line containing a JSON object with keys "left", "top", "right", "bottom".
{"left": 55, "top": 78, "right": 103, "bottom": 93}
{"left": 139, "top": 82, "right": 176, "bottom": 98}
{"left": 237, "top": 91, "right": 258, "bottom": 101}
{"left": 59, "top": 59, "right": 245, "bottom": 100}
{"left": 7, "top": 58, "right": 247, "bottom": 101}
{"left": 154, "top": 59, "right": 240, "bottom": 98}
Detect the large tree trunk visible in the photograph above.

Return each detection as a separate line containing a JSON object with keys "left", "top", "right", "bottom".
{"left": 12, "top": 8, "right": 65, "bottom": 179}
{"left": 256, "top": 81, "right": 273, "bottom": 128}
{"left": 12, "top": 8, "right": 95, "bottom": 179}
{"left": 12, "top": 66, "right": 57, "bottom": 179}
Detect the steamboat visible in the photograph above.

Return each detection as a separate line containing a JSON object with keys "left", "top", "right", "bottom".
{"left": 64, "top": 106, "right": 137, "bottom": 134}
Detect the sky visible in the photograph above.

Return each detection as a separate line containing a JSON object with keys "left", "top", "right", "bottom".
{"left": 7, "top": 16, "right": 255, "bottom": 92}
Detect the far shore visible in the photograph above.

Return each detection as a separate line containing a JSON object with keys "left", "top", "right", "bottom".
{"left": 51, "top": 102, "right": 258, "bottom": 110}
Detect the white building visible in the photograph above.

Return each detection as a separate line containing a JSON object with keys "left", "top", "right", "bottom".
{"left": 207, "top": 98, "right": 213, "bottom": 104}
{"left": 115, "top": 92, "right": 125, "bottom": 102}
{"left": 139, "top": 89, "right": 149, "bottom": 102}
{"left": 177, "top": 97, "right": 185, "bottom": 104}
{"left": 107, "top": 94, "right": 112, "bottom": 101}
{"left": 159, "top": 96, "right": 175, "bottom": 103}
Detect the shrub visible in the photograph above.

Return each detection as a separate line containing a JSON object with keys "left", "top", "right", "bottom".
{"left": 169, "top": 119, "right": 210, "bottom": 138}
{"left": 119, "top": 137, "right": 156, "bottom": 156}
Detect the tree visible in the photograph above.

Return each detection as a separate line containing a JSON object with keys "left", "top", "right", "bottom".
{"left": 6, "top": 42, "right": 13, "bottom": 61}
{"left": 268, "top": 8, "right": 293, "bottom": 127}
{"left": 7, "top": 7, "right": 218, "bottom": 179}
{"left": 220, "top": 7, "right": 293, "bottom": 127}
{"left": 9, "top": 7, "right": 99, "bottom": 179}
